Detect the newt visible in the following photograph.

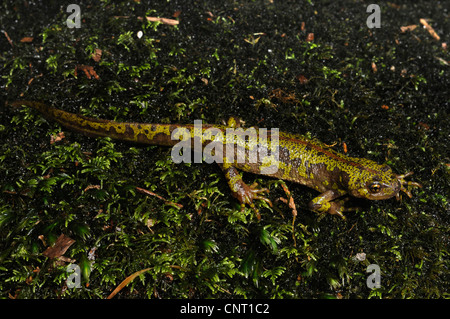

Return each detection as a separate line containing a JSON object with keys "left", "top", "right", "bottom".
{"left": 12, "top": 101, "right": 422, "bottom": 220}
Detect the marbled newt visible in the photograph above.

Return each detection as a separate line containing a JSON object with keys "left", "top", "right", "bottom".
{"left": 12, "top": 101, "right": 422, "bottom": 220}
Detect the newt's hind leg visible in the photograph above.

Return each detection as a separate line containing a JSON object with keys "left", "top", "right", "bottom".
{"left": 219, "top": 162, "right": 272, "bottom": 220}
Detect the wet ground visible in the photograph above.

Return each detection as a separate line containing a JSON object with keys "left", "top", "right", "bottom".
{"left": 1, "top": 1, "right": 449, "bottom": 299}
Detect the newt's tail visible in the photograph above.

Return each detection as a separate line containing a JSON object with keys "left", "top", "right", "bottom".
{"left": 11, "top": 100, "right": 183, "bottom": 146}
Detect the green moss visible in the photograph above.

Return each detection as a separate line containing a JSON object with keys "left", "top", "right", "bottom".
{"left": 1, "top": 0, "right": 449, "bottom": 299}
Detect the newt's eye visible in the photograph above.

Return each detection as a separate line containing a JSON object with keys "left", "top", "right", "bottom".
{"left": 369, "top": 182, "right": 382, "bottom": 193}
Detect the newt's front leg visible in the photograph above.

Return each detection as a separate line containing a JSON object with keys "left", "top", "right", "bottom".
{"left": 308, "top": 189, "right": 348, "bottom": 219}
{"left": 219, "top": 163, "right": 272, "bottom": 220}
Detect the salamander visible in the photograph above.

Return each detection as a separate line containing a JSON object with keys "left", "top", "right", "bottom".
{"left": 12, "top": 101, "right": 422, "bottom": 219}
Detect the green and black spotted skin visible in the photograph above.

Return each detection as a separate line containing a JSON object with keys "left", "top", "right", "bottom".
{"left": 13, "top": 101, "right": 421, "bottom": 219}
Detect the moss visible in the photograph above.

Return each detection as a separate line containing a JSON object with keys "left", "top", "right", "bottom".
{"left": 1, "top": 0, "right": 449, "bottom": 299}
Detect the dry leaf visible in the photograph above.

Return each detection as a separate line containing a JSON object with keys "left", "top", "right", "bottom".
{"left": 50, "top": 132, "right": 65, "bottom": 144}
{"left": 42, "top": 234, "right": 75, "bottom": 259}
{"left": 91, "top": 48, "right": 102, "bottom": 62}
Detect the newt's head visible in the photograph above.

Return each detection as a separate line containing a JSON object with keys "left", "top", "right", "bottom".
{"left": 347, "top": 163, "right": 422, "bottom": 201}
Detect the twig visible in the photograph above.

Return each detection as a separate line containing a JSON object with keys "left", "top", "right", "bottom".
{"left": 136, "top": 187, "right": 183, "bottom": 209}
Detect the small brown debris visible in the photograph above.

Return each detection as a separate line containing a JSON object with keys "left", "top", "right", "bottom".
{"left": 342, "top": 142, "right": 348, "bottom": 154}
{"left": 3, "top": 190, "right": 17, "bottom": 195}
{"left": 107, "top": 267, "right": 152, "bottom": 299}
{"left": 300, "top": 21, "right": 306, "bottom": 31}
{"left": 50, "top": 132, "right": 65, "bottom": 144}
{"left": 38, "top": 235, "right": 46, "bottom": 246}
{"left": 435, "top": 56, "right": 449, "bottom": 66}
{"left": 269, "top": 88, "right": 301, "bottom": 104}
{"left": 400, "top": 25, "right": 417, "bottom": 33}
{"left": 143, "top": 16, "right": 179, "bottom": 25}
{"left": 306, "top": 33, "right": 314, "bottom": 42}
{"left": 84, "top": 184, "right": 101, "bottom": 192}
{"left": 164, "top": 273, "right": 174, "bottom": 281}
{"left": 25, "top": 73, "right": 43, "bottom": 87}
{"left": 75, "top": 64, "right": 100, "bottom": 80}
{"left": 387, "top": 3, "right": 401, "bottom": 9}
{"left": 279, "top": 183, "right": 297, "bottom": 218}
{"left": 418, "top": 122, "right": 430, "bottom": 130}
{"left": 146, "top": 218, "right": 156, "bottom": 230}
{"left": 42, "top": 234, "right": 75, "bottom": 259}
{"left": 371, "top": 61, "right": 377, "bottom": 73}
{"left": 136, "top": 187, "right": 183, "bottom": 209}
{"left": 278, "top": 183, "right": 298, "bottom": 245}
{"left": 2, "top": 30, "right": 13, "bottom": 46}
{"left": 296, "top": 74, "right": 309, "bottom": 85}
{"left": 91, "top": 48, "right": 102, "bottom": 62}
{"left": 20, "top": 37, "right": 33, "bottom": 43}
{"left": 420, "top": 19, "right": 440, "bottom": 41}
